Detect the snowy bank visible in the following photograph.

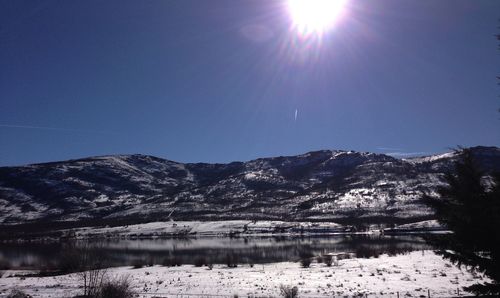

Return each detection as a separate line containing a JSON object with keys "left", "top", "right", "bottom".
{"left": 0, "top": 250, "right": 487, "bottom": 297}
{"left": 67, "top": 220, "right": 346, "bottom": 239}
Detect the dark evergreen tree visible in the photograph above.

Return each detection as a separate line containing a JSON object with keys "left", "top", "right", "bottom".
{"left": 424, "top": 148, "right": 500, "bottom": 295}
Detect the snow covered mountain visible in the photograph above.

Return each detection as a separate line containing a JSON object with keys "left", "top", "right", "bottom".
{"left": 0, "top": 146, "right": 499, "bottom": 227}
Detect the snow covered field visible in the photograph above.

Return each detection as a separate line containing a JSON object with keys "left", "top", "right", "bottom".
{"left": 0, "top": 250, "right": 486, "bottom": 297}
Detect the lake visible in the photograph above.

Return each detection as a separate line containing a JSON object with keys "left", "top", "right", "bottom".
{"left": 0, "top": 234, "right": 433, "bottom": 270}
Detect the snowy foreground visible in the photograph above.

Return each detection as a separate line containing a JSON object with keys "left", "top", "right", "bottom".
{"left": 0, "top": 251, "right": 487, "bottom": 298}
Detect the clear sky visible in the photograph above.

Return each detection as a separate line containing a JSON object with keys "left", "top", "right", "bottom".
{"left": 0, "top": 0, "right": 499, "bottom": 166}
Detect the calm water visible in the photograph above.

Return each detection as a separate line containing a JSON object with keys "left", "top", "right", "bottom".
{"left": 0, "top": 235, "right": 433, "bottom": 269}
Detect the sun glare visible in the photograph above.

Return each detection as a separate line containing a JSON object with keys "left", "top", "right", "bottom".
{"left": 288, "top": 0, "right": 347, "bottom": 37}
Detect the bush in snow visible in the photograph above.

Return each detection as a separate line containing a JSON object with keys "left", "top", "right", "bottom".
{"left": 299, "top": 257, "right": 311, "bottom": 268}
{"left": 147, "top": 257, "right": 154, "bottom": 267}
{"left": 99, "top": 275, "right": 135, "bottom": 298}
{"left": 194, "top": 256, "right": 206, "bottom": 267}
{"left": 323, "top": 255, "right": 333, "bottom": 267}
{"left": 131, "top": 259, "right": 145, "bottom": 269}
{"left": 207, "top": 261, "right": 214, "bottom": 270}
{"left": 280, "top": 285, "right": 298, "bottom": 298}
{"left": 76, "top": 244, "right": 108, "bottom": 297}
{"left": 225, "top": 253, "right": 238, "bottom": 268}
{"left": 298, "top": 249, "right": 313, "bottom": 268}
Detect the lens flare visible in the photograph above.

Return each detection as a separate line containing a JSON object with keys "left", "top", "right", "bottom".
{"left": 288, "top": 0, "right": 347, "bottom": 37}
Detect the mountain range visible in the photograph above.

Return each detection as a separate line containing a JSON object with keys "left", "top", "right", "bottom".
{"left": 1, "top": 146, "right": 499, "bottom": 230}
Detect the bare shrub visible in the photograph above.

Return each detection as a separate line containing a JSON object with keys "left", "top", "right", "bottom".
{"left": 194, "top": 256, "right": 206, "bottom": 267}
{"left": 323, "top": 255, "right": 333, "bottom": 267}
{"left": 146, "top": 257, "right": 154, "bottom": 267}
{"left": 131, "top": 259, "right": 145, "bottom": 269}
{"left": 76, "top": 243, "right": 108, "bottom": 297}
{"left": 225, "top": 253, "right": 238, "bottom": 268}
{"left": 298, "top": 249, "right": 313, "bottom": 268}
{"left": 280, "top": 285, "right": 298, "bottom": 298}
{"left": 99, "top": 275, "right": 135, "bottom": 298}
{"left": 299, "top": 258, "right": 311, "bottom": 268}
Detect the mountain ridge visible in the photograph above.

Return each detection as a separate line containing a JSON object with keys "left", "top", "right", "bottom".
{"left": 0, "top": 146, "right": 499, "bottom": 228}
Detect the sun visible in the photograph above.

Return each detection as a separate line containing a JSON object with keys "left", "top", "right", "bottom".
{"left": 288, "top": 0, "right": 347, "bottom": 37}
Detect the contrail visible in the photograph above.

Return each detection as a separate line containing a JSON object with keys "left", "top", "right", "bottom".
{"left": 0, "top": 124, "right": 119, "bottom": 135}
{"left": 294, "top": 109, "right": 298, "bottom": 121}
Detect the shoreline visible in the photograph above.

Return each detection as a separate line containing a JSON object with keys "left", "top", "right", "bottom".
{"left": 0, "top": 250, "right": 485, "bottom": 298}
{"left": 0, "top": 219, "right": 448, "bottom": 242}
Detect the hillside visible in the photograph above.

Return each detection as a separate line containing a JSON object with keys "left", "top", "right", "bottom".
{"left": 0, "top": 146, "right": 499, "bottom": 229}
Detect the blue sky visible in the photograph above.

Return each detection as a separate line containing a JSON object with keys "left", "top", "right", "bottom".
{"left": 0, "top": 0, "right": 499, "bottom": 166}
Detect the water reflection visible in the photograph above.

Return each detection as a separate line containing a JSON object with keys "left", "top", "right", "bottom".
{"left": 0, "top": 235, "right": 432, "bottom": 269}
